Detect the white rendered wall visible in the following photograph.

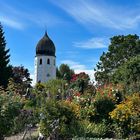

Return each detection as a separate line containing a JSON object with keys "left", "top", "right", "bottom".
{"left": 34, "top": 55, "right": 56, "bottom": 84}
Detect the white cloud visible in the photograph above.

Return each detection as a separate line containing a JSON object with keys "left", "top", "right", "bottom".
{"left": 73, "top": 37, "right": 108, "bottom": 49}
{"left": 0, "top": 2, "right": 65, "bottom": 29}
{"left": 0, "top": 3, "right": 26, "bottom": 30}
{"left": 61, "top": 60, "right": 86, "bottom": 70}
{"left": 0, "top": 16, "right": 25, "bottom": 30}
{"left": 51, "top": 0, "right": 140, "bottom": 30}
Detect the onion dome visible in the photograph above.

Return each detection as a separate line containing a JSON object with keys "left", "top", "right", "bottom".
{"left": 36, "top": 32, "right": 55, "bottom": 56}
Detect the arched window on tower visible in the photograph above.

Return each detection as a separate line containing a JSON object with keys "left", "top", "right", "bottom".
{"left": 47, "top": 59, "right": 50, "bottom": 64}
{"left": 39, "top": 59, "right": 42, "bottom": 65}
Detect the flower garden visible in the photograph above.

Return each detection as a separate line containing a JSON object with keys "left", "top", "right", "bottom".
{"left": 0, "top": 71, "right": 140, "bottom": 139}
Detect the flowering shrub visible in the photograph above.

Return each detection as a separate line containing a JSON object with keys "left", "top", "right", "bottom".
{"left": 60, "top": 100, "right": 81, "bottom": 119}
{"left": 69, "top": 83, "right": 117, "bottom": 122}
{"left": 39, "top": 99, "right": 83, "bottom": 139}
{"left": 96, "top": 83, "right": 123, "bottom": 104}
{"left": 71, "top": 72, "right": 89, "bottom": 82}
{"left": 79, "top": 83, "right": 122, "bottom": 122}
{"left": 109, "top": 93, "right": 140, "bottom": 137}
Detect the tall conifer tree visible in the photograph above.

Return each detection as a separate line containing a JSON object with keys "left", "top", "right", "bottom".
{"left": 0, "top": 23, "right": 12, "bottom": 87}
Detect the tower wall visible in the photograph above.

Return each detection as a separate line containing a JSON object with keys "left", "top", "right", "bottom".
{"left": 34, "top": 55, "right": 56, "bottom": 84}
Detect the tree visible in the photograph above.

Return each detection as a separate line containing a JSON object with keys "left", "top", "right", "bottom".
{"left": 95, "top": 34, "right": 140, "bottom": 86}
{"left": 12, "top": 66, "right": 32, "bottom": 85}
{"left": 112, "top": 55, "right": 140, "bottom": 92}
{"left": 70, "top": 72, "right": 90, "bottom": 94}
{"left": 9, "top": 66, "right": 32, "bottom": 95}
{"left": 57, "top": 64, "right": 74, "bottom": 82}
{"left": 0, "top": 23, "right": 12, "bottom": 88}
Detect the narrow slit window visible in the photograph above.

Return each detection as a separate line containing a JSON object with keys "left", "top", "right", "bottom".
{"left": 47, "top": 59, "right": 50, "bottom": 64}
{"left": 40, "top": 59, "right": 42, "bottom": 65}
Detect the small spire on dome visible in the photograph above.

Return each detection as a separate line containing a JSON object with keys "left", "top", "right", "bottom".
{"left": 45, "top": 30, "right": 48, "bottom": 37}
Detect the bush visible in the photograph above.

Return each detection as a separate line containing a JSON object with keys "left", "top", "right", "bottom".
{"left": 0, "top": 89, "right": 23, "bottom": 138}
{"left": 86, "top": 84, "right": 124, "bottom": 123}
{"left": 90, "top": 96, "right": 115, "bottom": 122}
{"left": 39, "top": 99, "right": 83, "bottom": 139}
{"left": 110, "top": 93, "right": 140, "bottom": 138}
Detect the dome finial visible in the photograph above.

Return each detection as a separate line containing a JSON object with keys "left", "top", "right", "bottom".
{"left": 45, "top": 30, "right": 48, "bottom": 37}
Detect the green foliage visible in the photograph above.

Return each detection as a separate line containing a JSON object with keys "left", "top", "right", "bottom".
{"left": 112, "top": 55, "right": 140, "bottom": 93}
{"left": 45, "top": 79, "right": 66, "bottom": 95}
{"left": 0, "top": 23, "right": 12, "bottom": 88}
{"left": 57, "top": 64, "right": 74, "bottom": 82}
{"left": 95, "top": 34, "right": 140, "bottom": 86}
{"left": 82, "top": 121, "right": 112, "bottom": 138}
{"left": 90, "top": 96, "right": 115, "bottom": 122}
{"left": 56, "top": 67, "right": 61, "bottom": 79}
{"left": 35, "top": 82, "right": 45, "bottom": 91}
{"left": 0, "top": 79, "right": 37, "bottom": 138}
{"left": 39, "top": 100, "right": 83, "bottom": 139}
{"left": 35, "top": 79, "right": 66, "bottom": 99}
{"left": 32, "top": 79, "right": 68, "bottom": 123}
{"left": 0, "top": 89, "right": 23, "bottom": 138}
{"left": 12, "top": 109, "right": 36, "bottom": 134}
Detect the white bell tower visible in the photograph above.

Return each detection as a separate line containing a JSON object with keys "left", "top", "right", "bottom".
{"left": 34, "top": 32, "right": 56, "bottom": 84}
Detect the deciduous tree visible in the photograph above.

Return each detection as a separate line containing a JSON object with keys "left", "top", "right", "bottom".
{"left": 95, "top": 34, "right": 140, "bottom": 86}
{"left": 57, "top": 64, "right": 74, "bottom": 82}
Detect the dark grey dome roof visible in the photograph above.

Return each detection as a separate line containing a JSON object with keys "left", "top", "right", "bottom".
{"left": 36, "top": 32, "right": 55, "bottom": 56}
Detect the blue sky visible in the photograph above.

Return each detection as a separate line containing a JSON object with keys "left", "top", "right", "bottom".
{"left": 1, "top": 0, "right": 140, "bottom": 81}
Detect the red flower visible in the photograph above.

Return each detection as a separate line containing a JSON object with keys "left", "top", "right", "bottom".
{"left": 75, "top": 92, "right": 81, "bottom": 97}
{"left": 108, "top": 93, "right": 111, "bottom": 97}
